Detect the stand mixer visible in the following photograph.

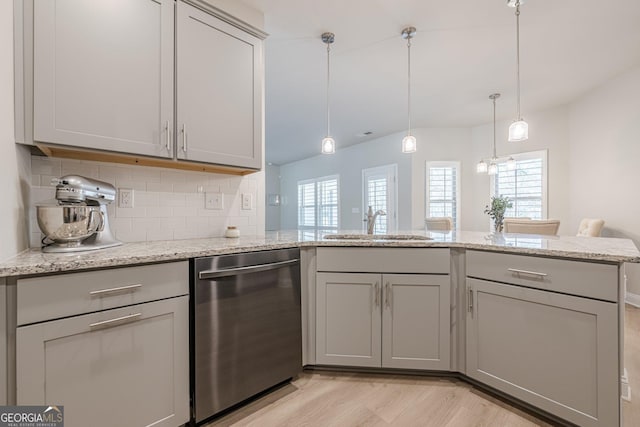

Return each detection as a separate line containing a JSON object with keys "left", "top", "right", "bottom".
{"left": 37, "top": 175, "right": 122, "bottom": 253}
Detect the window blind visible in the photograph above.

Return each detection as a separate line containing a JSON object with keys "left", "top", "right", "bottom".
{"left": 367, "top": 177, "right": 388, "bottom": 233}
{"left": 494, "top": 158, "right": 543, "bottom": 219}
{"left": 428, "top": 165, "right": 458, "bottom": 227}
{"left": 297, "top": 176, "right": 339, "bottom": 229}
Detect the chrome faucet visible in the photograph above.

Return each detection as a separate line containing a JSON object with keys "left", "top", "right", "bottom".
{"left": 364, "top": 205, "right": 386, "bottom": 234}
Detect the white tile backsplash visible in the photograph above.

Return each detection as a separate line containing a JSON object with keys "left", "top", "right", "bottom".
{"left": 29, "top": 156, "right": 264, "bottom": 246}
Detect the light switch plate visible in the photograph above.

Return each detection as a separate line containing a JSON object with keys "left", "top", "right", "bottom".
{"left": 118, "top": 188, "right": 134, "bottom": 208}
{"left": 242, "top": 193, "right": 253, "bottom": 210}
{"left": 205, "top": 192, "right": 224, "bottom": 210}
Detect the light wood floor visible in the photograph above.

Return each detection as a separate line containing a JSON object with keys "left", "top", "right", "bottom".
{"left": 204, "top": 305, "right": 640, "bottom": 427}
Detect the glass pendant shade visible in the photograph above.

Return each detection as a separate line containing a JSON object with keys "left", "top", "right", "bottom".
{"left": 476, "top": 160, "right": 488, "bottom": 174}
{"left": 321, "top": 136, "right": 335, "bottom": 154}
{"left": 506, "top": 156, "right": 517, "bottom": 170}
{"left": 402, "top": 134, "right": 417, "bottom": 153}
{"left": 508, "top": 119, "right": 528, "bottom": 142}
{"left": 488, "top": 161, "right": 498, "bottom": 176}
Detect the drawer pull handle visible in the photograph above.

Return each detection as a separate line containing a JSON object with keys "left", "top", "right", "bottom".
{"left": 89, "top": 284, "right": 143, "bottom": 297}
{"left": 89, "top": 313, "right": 142, "bottom": 330}
{"left": 508, "top": 268, "right": 548, "bottom": 278}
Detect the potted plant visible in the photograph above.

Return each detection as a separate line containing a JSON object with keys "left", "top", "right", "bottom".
{"left": 484, "top": 195, "right": 513, "bottom": 232}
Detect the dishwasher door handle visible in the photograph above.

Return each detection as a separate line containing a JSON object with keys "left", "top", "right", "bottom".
{"left": 198, "top": 259, "right": 299, "bottom": 280}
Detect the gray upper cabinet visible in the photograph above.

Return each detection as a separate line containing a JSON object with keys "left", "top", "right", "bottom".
{"left": 32, "top": 0, "right": 174, "bottom": 158}
{"left": 177, "top": 1, "right": 263, "bottom": 169}
{"left": 17, "top": 0, "right": 265, "bottom": 171}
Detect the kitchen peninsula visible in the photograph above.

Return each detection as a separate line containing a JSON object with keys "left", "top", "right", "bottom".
{"left": 0, "top": 231, "right": 637, "bottom": 427}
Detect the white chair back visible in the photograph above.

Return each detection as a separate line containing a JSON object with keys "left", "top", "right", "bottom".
{"left": 425, "top": 217, "right": 453, "bottom": 231}
{"left": 577, "top": 218, "right": 604, "bottom": 237}
{"left": 504, "top": 219, "right": 560, "bottom": 235}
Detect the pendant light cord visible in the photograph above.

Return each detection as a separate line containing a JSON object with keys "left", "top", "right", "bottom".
{"left": 407, "top": 37, "right": 412, "bottom": 135}
{"left": 326, "top": 43, "right": 331, "bottom": 137}
{"left": 492, "top": 96, "right": 497, "bottom": 158}
{"left": 515, "top": 1, "right": 521, "bottom": 120}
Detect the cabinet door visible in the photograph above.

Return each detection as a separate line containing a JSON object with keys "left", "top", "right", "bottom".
{"left": 17, "top": 297, "right": 189, "bottom": 427}
{"left": 33, "top": 0, "right": 174, "bottom": 158}
{"left": 176, "top": 1, "right": 263, "bottom": 169}
{"left": 316, "top": 273, "right": 381, "bottom": 367}
{"left": 382, "top": 274, "right": 450, "bottom": 370}
{"left": 466, "top": 278, "right": 618, "bottom": 427}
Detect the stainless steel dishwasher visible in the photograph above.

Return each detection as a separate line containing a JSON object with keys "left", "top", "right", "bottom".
{"left": 190, "top": 248, "right": 302, "bottom": 424}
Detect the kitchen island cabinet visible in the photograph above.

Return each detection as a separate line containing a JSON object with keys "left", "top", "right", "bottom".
{"left": 0, "top": 231, "right": 636, "bottom": 427}
{"left": 466, "top": 250, "right": 621, "bottom": 427}
{"left": 15, "top": 262, "right": 189, "bottom": 427}
{"left": 315, "top": 248, "right": 451, "bottom": 371}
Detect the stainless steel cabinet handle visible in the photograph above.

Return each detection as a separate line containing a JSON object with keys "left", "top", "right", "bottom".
{"left": 199, "top": 259, "right": 299, "bottom": 280}
{"left": 468, "top": 287, "right": 474, "bottom": 316}
{"left": 89, "top": 284, "right": 142, "bottom": 297}
{"left": 507, "top": 268, "right": 548, "bottom": 278}
{"left": 165, "top": 120, "right": 171, "bottom": 153}
{"left": 385, "top": 282, "right": 391, "bottom": 308}
{"left": 181, "top": 124, "right": 187, "bottom": 152}
{"left": 89, "top": 313, "right": 142, "bottom": 330}
{"left": 374, "top": 282, "right": 380, "bottom": 307}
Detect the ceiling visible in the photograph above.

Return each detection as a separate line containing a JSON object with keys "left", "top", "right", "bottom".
{"left": 242, "top": 0, "right": 640, "bottom": 165}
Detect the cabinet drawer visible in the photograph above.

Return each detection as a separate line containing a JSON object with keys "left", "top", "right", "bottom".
{"left": 17, "top": 262, "right": 188, "bottom": 325}
{"left": 466, "top": 251, "right": 618, "bottom": 302}
{"left": 316, "top": 248, "right": 449, "bottom": 274}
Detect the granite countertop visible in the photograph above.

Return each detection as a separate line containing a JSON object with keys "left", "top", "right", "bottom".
{"left": 1, "top": 230, "right": 639, "bottom": 277}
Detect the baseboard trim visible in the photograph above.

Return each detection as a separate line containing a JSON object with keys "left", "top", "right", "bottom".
{"left": 626, "top": 292, "right": 640, "bottom": 308}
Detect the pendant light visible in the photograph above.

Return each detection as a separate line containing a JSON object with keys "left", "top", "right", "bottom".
{"left": 476, "top": 93, "right": 501, "bottom": 175}
{"left": 507, "top": 0, "right": 528, "bottom": 142}
{"left": 401, "top": 27, "right": 417, "bottom": 153}
{"left": 321, "top": 32, "right": 336, "bottom": 154}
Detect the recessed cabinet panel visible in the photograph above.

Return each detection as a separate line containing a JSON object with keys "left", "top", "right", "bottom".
{"left": 33, "top": 0, "right": 174, "bottom": 157}
{"left": 17, "top": 297, "right": 189, "bottom": 427}
{"left": 466, "top": 278, "right": 618, "bottom": 427}
{"left": 177, "top": 2, "right": 262, "bottom": 169}
{"left": 382, "top": 274, "right": 450, "bottom": 370}
{"left": 316, "top": 273, "right": 381, "bottom": 367}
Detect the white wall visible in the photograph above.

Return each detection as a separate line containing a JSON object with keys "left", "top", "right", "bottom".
{"left": 568, "top": 65, "right": 640, "bottom": 294}
{"left": 29, "top": 157, "right": 265, "bottom": 246}
{"left": 279, "top": 132, "right": 413, "bottom": 230}
{"left": 467, "top": 105, "right": 571, "bottom": 234}
{"left": 265, "top": 163, "right": 281, "bottom": 230}
{"left": 0, "top": 1, "right": 30, "bottom": 262}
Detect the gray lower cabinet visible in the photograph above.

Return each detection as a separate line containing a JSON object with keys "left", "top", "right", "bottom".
{"left": 316, "top": 272, "right": 450, "bottom": 370}
{"left": 466, "top": 278, "right": 618, "bottom": 427}
{"left": 14, "top": 262, "right": 190, "bottom": 427}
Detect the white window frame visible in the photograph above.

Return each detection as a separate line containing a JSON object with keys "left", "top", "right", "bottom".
{"left": 426, "top": 161, "right": 461, "bottom": 230}
{"left": 297, "top": 174, "right": 340, "bottom": 230}
{"left": 490, "top": 149, "right": 548, "bottom": 219}
{"left": 362, "top": 164, "right": 398, "bottom": 233}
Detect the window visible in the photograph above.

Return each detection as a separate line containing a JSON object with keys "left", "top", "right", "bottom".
{"left": 297, "top": 175, "right": 339, "bottom": 229}
{"left": 426, "top": 161, "right": 460, "bottom": 229}
{"left": 362, "top": 165, "right": 397, "bottom": 233}
{"left": 491, "top": 150, "right": 547, "bottom": 219}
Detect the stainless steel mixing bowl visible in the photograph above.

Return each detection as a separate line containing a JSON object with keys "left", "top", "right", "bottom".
{"left": 36, "top": 203, "right": 103, "bottom": 244}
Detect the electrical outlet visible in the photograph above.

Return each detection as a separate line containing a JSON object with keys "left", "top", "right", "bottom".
{"left": 205, "top": 192, "right": 224, "bottom": 210}
{"left": 242, "top": 193, "right": 253, "bottom": 210}
{"left": 118, "top": 188, "right": 134, "bottom": 208}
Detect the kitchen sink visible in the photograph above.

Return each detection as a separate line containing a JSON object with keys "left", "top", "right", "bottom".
{"left": 323, "top": 234, "right": 432, "bottom": 241}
